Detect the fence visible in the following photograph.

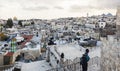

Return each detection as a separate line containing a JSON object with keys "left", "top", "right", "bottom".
{"left": 47, "top": 56, "right": 100, "bottom": 71}
{"left": 0, "top": 64, "right": 14, "bottom": 71}
{"left": 47, "top": 62, "right": 82, "bottom": 71}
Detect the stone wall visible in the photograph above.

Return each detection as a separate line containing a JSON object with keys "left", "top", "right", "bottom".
{"left": 101, "top": 41, "right": 120, "bottom": 71}
{"left": 116, "top": 7, "right": 120, "bottom": 39}
{"left": 0, "top": 54, "right": 3, "bottom": 65}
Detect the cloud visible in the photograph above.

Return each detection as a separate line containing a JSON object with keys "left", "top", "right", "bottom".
{"left": 23, "top": 6, "right": 49, "bottom": 11}
{"left": 0, "top": 5, "right": 3, "bottom": 7}
{"left": 54, "top": 6, "right": 64, "bottom": 9}
{"left": 69, "top": 5, "right": 102, "bottom": 13}
{"left": 69, "top": 0, "right": 120, "bottom": 13}
{"left": 0, "top": 0, "right": 118, "bottom": 19}
{"left": 95, "top": 0, "right": 120, "bottom": 9}
{"left": 12, "top": 0, "right": 67, "bottom": 6}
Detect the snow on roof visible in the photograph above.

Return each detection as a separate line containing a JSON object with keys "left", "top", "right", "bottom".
{"left": 22, "top": 44, "right": 41, "bottom": 51}
{"left": 7, "top": 27, "right": 17, "bottom": 31}
{"left": 85, "top": 24, "right": 95, "bottom": 28}
{"left": 50, "top": 43, "right": 101, "bottom": 61}
{"left": 56, "top": 44, "right": 84, "bottom": 61}
{"left": 21, "top": 60, "right": 51, "bottom": 71}
{"left": 31, "top": 36, "right": 41, "bottom": 43}
{"left": 25, "top": 42, "right": 31, "bottom": 46}
{"left": 54, "top": 40, "right": 67, "bottom": 45}
{"left": 0, "top": 50, "right": 8, "bottom": 55}
{"left": 15, "top": 34, "right": 24, "bottom": 42}
{"left": 49, "top": 44, "right": 84, "bottom": 61}
{"left": 0, "top": 42, "right": 8, "bottom": 51}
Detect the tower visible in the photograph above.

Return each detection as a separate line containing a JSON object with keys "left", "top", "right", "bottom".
{"left": 116, "top": 7, "right": 120, "bottom": 39}
{"left": 87, "top": 13, "right": 89, "bottom": 19}
{"left": 87, "top": 13, "right": 89, "bottom": 17}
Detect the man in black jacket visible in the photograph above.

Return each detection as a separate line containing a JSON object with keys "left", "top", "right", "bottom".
{"left": 80, "top": 49, "right": 90, "bottom": 71}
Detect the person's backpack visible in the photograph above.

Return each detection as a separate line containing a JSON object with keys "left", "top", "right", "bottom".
{"left": 80, "top": 54, "right": 87, "bottom": 65}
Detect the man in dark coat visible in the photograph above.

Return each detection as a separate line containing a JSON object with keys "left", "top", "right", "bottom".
{"left": 80, "top": 49, "right": 90, "bottom": 71}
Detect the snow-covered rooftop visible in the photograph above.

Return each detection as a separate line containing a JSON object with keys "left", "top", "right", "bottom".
{"left": 22, "top": 44, "right": 41, "bottom": 51}
{"left": 50, "top": 42, "right": 101, "bottom": 61}
{"left": 21, "top": 60, "right": 51, "bottom": 71}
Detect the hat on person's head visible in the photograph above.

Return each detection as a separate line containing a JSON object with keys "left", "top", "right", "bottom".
{"left": 86, "top": 49, "right": 89, "bottom": 53}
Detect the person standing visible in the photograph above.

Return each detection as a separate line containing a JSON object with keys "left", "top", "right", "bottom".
{"left": 80, "top": 49, "right": 90, "bottom": 71}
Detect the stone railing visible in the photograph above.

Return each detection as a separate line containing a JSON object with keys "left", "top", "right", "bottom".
{"left": 47, "top": 62, "right": 82, "bottom": 71}
{"left": 101, "top": 41, "right": 120, "bottom": 71}
{"left": 0, "top": 64, "right": 14, "bottom": 71}
{"left": 47, "top": 56, "right": 100, "bottom": 71}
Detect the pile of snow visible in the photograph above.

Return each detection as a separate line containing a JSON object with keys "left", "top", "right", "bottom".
{"left": 21, "top": 60, "right": 51, "bottom": 71}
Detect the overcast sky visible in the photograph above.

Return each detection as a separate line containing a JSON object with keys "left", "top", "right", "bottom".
{"left": 0, "top": 0, "right": 119, "bottom": 19}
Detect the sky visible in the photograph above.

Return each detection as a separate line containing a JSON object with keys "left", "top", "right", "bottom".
{"left": 0, "top": 0, "right": 120, "bottom": 19}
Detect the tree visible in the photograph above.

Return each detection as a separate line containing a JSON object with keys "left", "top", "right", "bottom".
{"left": 0, "top": 33, "right": 8, "bottom": 41}
{"left": 18, "top": 20, "right": 22, "bottom": 27}
{"left": 31, "top": 21, "right": 35, "bottom": 25}
{"left": 6, "top": 18, "right": 13, "bottom": 28}
{"left": 64, "top": 26, "right": 68, "bottom": 30}
{"left": 13, "top": 16, "right": 17, "bottom": 21}
{"left": 76, "top": 32, "right": 80, "bottom": 36}
{"left": 0, "top": 24, "right": 3, "bottom": 32}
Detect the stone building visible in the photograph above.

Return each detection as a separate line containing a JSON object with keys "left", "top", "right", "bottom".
{"left": 101, "top": 36, "right": 120, "bottom": 71}
{"left": 116, "top": 7, "right": 120, "bottom": 39}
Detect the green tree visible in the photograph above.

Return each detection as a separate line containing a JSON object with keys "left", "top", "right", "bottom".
{"left": 76, "top": 32, "right": 80, "bottom": 36}
{"left": 31, "top": 21, "right": 35, "bottom": 25}
{"left": 64, "top": 26, "right": 68, "bottom": 30}
{"left": 0, "top": 24, "right": 3, "bottom": 32}
{"left": 0, "top": 33, "right": 8, "bottom": 41}
{"left": 6, "top": 18, "right": 13, "bottom": 28}
{"left": 18, "top": 20, "right": 22, "bottom": 27}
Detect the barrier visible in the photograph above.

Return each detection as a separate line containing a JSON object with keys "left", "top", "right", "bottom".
{"left": 0, "top": 64, "right": 14, "bottom": 71}
{"left": 47, "top": 56, "right": 100, "bottom": 71}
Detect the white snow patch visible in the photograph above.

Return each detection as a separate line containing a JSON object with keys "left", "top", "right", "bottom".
{"left": 51, "top": 43, "right": 101, "bottom": 61}
{"left": 21, "top": 60, "right": 51, "bottom": 71}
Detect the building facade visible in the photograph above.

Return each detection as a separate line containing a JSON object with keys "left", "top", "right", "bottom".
{"left": 116, "top": 7, "right": 120, "bottom": 39}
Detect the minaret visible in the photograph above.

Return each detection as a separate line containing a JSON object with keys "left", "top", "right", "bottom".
{"left": 87, "top": 13, "right": 89, "bottom": 20}
{"left": 87, "top": 13, "right": 89, "bottom": 17}
{"left": 86, "top": 13, "right": 89, "bottom": 23}
{"left": 116, "top": 6, "right": 120, "bottom": 40}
